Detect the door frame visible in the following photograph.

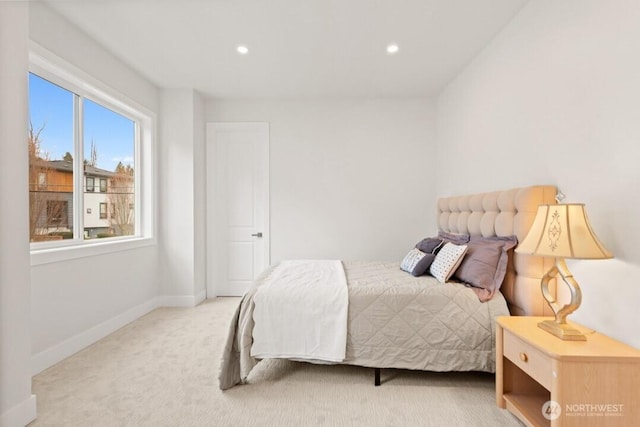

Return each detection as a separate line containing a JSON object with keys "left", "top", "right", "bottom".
{"left": 206, "top": 122, "right": 270, "bottom": 297}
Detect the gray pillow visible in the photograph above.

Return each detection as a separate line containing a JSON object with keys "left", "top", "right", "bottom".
{"left": 452, "top": 235, "right": 517, "bottom": 301}
{"left": 438, "top": 230, "right": 471, "bottom": 245}
{"left": 415, "top": 237, "right": 445, "bottom": 254}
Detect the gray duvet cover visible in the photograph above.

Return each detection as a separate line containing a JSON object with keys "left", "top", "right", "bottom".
{"left": 219, "top": 261, "right": 510, "bottom": 390}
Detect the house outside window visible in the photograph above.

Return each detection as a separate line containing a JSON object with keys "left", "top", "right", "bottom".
{"left": 86, "top": 176, "right": 95, "bottom": 192}
{"left": 99, "top": 178, "right": 107, "bottom": 193}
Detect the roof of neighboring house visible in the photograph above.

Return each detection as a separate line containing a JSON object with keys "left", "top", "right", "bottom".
{"left": 44, "top": 160, "right": 116, "bottom": 178}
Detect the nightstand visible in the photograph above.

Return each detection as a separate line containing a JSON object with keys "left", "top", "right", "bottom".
{"left": 496, "top": 316, "right": 640, "bottom": 427}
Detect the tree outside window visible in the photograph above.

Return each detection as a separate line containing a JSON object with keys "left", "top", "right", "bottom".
{"left": 107, "top": 162, "right": 135, "bottom": 236}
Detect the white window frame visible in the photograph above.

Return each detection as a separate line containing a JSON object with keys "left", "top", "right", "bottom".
{"left": 29, "top": 43, "right": 156, "bottom": 266}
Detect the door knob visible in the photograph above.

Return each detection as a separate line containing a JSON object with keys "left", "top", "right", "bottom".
{"left": 251, "top": 232, "right": 263, "bottom": 238}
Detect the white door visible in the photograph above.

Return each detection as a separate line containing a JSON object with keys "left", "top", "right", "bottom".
{"left": 206, "top": 122, "right": 269, "bottom": 296}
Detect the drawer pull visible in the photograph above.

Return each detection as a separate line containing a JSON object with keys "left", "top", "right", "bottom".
{"left": 519, "top": 352, "right": 528, "bottom": 363}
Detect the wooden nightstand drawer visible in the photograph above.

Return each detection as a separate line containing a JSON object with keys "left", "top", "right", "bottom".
{"left": 503, "top": 329, "right": 552, "bottom": 390}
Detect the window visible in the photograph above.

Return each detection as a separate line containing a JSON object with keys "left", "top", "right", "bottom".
{"left": 29, "top": 72, "right": 136, "bottom": 242}
{"left": 28, "top": 48, "right": 154, "bottom": 259}
{"left": 99, "top": 203, "right": 107, "bottom": 219}
{"left": 38, "top": 173, "right": 47, "bottom": 189}
{"left": 47, "top": 200, "right": 68, "bottom": 227}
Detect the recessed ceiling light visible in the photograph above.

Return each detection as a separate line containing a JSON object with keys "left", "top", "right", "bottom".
{"left": 386, "top": 44, "right": 399, "bottom": 55}
{"left": 237, "top": 45, "right": 249, "bottom": 55}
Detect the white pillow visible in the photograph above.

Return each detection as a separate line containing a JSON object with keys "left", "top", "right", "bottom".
{"left": 429, "top": 242, "right": 468, "bottom": 283}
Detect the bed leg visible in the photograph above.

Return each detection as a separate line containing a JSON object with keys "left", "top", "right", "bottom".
{"left": 374, "top": 368, "right": 381, "bottom": 386}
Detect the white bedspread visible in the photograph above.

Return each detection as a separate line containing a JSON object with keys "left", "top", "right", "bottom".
{"left": 250, "top": 260, "right": 349, "bottom": 362}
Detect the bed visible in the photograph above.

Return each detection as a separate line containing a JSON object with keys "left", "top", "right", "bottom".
{"left": 218, "top": 185, "right": 558, "bottom": 390}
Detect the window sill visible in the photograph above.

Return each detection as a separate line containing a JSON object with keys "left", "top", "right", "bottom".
{"left": 30, "top": 236, "right": 156, "bottom": 266}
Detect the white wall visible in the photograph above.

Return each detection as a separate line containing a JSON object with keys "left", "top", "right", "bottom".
{"left": 436, "top": 0, "right": 640, "bottom": 347}
{"left": 207, "top": 98, "right": 436, "bottom": 263}
{"left": 29, "top": 3, "right": 162, "bottom": 372}
{"left": 158, "top": 89, "right": 207, "bottom": 303}
{"left": 0, "top": 3, "right": 37, "bottom": 426}
{"left": 193, "top": 92, "right": 207, "bottom": 299}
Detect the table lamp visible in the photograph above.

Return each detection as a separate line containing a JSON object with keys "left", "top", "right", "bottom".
{"left": 515, "top": 204, "right": 613, "bottom": 340}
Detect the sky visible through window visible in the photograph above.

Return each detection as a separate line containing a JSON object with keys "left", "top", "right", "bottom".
{"left": 29, "top": 73, "right": 135, "bottom": 172}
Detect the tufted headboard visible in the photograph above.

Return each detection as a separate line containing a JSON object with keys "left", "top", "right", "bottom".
{"left": 436, "top": 186, "right": 557, "bottom": 316}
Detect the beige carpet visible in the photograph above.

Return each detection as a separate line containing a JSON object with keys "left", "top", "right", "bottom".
{"left": 30, "top": 297, "right": 523, "bottom": 426}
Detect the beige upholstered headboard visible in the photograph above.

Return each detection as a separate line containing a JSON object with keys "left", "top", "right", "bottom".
{"left": 437, "top": 186, "right": 557, "bottom": 316}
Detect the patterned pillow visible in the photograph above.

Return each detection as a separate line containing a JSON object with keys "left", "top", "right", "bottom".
{"left": 429, "top": 242, "right": 468, "bottom": 283}
{"left": 400, "top": 248, "right": 436, "bottom": 277}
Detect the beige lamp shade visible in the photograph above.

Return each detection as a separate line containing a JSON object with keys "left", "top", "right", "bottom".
{"left": 516, "top": 204, "right": 613, "bottom": 259}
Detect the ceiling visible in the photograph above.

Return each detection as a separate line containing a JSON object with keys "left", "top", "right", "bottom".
{"left": 43, "top": 0, "right": 529, "bottom": 99}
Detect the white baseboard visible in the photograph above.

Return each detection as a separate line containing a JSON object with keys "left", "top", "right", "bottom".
{"left": 31, "top": 299, "right": 158, "bottom": 375}
{"left": 31, "top": 292, "right": 207, "bottom": 375}
{"left": 194, "top": 288, "right": 207, "bottom": 305}
{"left": 1, "top": 394, "right": 37, "bottom": 427}
{"left": 155, "top": 289, "right": 206, "bottom": 307}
